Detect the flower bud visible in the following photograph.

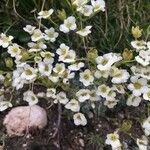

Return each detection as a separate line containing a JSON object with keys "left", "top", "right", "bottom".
{"left": 57, "top": 9, "right": 66, "bottom": 21}
{"left": 131, "top": 26, "right": 142, "bottom": 39}
{"left": 4, "top": 58, "right": 13, "bottom": 68}
{"left": 87, "top": 48, "right": 98, "bottom": 62}
{"left": 122, "top": 48, "right": 133, "bottom": 60}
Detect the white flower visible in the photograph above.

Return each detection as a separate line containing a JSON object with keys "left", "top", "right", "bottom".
{"left": 126, "top": 95, "right": 141, "bottom": 107}
{"left": 142, "top": 116, "right": 150, "bottom": 136}
{"left": 21, "top": 65, "right": 37, "bottom": 81}
{"left": 76, "top": 26, "right": 92, "bottom": 37}
{"left": 137, "top": 136, "right": 148, "bottom": 150}
{"left": 106, "top": 90, "right": 116, "bottom": 100}
{"left": 49, "top": 74, "right": 59, "bottom": 83}
{"left": 111, "top": 68, "right": 130, "bottom": 84}
{"left": 23, "top": 90, "right": 38, "bottom": 106}
{"left": 65, "top": 99, "right": 80, "bottom": 112}
{"left": 0, "top": 101, "right": 12, "bottom": 111}
{"left": 105, "top": 132, "right": 122, "bottom": 150}
{"left": 131, "top": 65, "right": 150, "bottom": 80}
{"left": 96, "top": 84, "right": 111, "bottom": 98}
{"left": 28, "top": 42, "right": 47, "bottom": 52}
{"left": 131, "top": 40, "right": 146, "bottom": 51}
{"left": 59, "top": 16, "right": 77, "bottom": 33}
{"left": 23, "top": 25, "right": 36, "bottom": 34}
{"left": 128, "top": 76, "right": 148, "bottom": 96}
{"left": 77, "top": 5, "right": 93, "bottom": 17}
{"left": 31, "top": 29, "right": 43, "bottom": 42}
{"left": 112, "top": 85, "right": 125, "bottom": 94}
{"left": 56, "top": 43, "right": 70, "bottom": 56}
{"left": 143, "top": 89, "right": 150, "bottom": 101}
{"left": 90, "top": 90, "right": 100, "bottom": 101}
{"left": 56, "top": 44, "right": 76, "bottom": 63}
{"left": 44, "top": 28, "right": 59, "bottom": 42}
{"left": 96, "top": 53, "right": 122, "bottom": 71}
{"left": 37, "top": 9, "right": 54, "bottom": 19}
{"left": 73, "top": 112, "right": 87, "bottom": 126}
{"left": 0, "top": 33, "right": 13, "bottom": 48}
{"left": 46, "top": 88, "right": 56, "bottom": 99}
{"left": 104, "top": 99, "right": 118, "bottom": 108}
{"left": 59, "top": 50, "right": 76, "bottom": 63}
{"left": 53, "top": 63, "right": 65, "bottom": 75}
{"left": 37, "top": 92, "right": 46, "bottom": 97}
{"left": 135, "top": 50, "right": 150, "bottom": 66}
{"left": 91, "top": 0, "right": 105, "bottom": 12}
{"left": 80, "top": 69, "right": 94, "bottom": 86}
{"left": 94, "top": 69, "right": 109, "bottom": 78}
{"left": 8, "top": 43, "right": 21, "bottom": 57}
{"left": 40, "top": 51, "right": 55, "bottom": 64}
{"left": 72, "top": 0, "right": 88, "bottom": 7}
{"left": 56, "top": 92, "right": 69, "bottom": 104}
{"left": 68, "top": 62, "right": 85, "bottom": 71}
{"left": 38, "top": 62, "right": 52, "bottom": 76}
{"left": 62, "top": 69, "right": 75, "bottom": 84}
{"left": 76, "top": 89, "right": 90, "bottom": 102}
{"left": 147, "top": 41, "right": 150, "bottom": 49}
{"left": 12, "top": 67, "right": 26, "bottom": 90}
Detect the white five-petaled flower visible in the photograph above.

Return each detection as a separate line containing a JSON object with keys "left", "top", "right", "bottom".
{"left": 76, "top": 26, "right": 92, "bottom": 37}
{"left": 0, "top": 101, "right": 12, "bottom": 111}
{"left": 77, "top": 5, "right": 93, "bottom": 17}
{"left": 142, "top": 116, "right": 150, "bottom": 136}
{"left": 46, "top": 88, "right": 56, "bottom": 99}
{"left": 68, "top": 62, "right": 85, "bottom": 71}
{"left": 37, "top": 9, "right": 54, "bottom": 19}
{"left": 73, "top": 112, "right": 87, "bottom": 126}
{"left": 105, "top": 132, "right": 122, "bottom": 150}
{"left": 8, "top": 43, "right": 21, "bottom": 57}
{"left": 94, "top": 69, "right": 109, "bottom": 79}
{"left": 131, "top": 40, "right": 147, "bottom": 51}
{"left": 59, "top": 16, "right": 77, "bottom": 33}
{"left": 80, "top": 69, "right": 94, "bottom": 86}
{"left": 44, "top": 27, "right": 59, "bottom": 42}
{"left": 56, "top": 43, "right": 70, "bottom": 56}
{"left": 23, "top": 25, "right": 36, "bottom": 34}
{"left": 65, "top": 99, "right": 80, "bottom": 112}
{"left": 56, "top": 92, "right": 69, "bottom": 105}
{"left": 53, "top": 63, "right": 65, "bottom": 75}
{"left": 128, "top": 76, "right": 148, "bottom": 96}
{"left": 23, "top": 90, "right": 38, "bottom": 106}
{"left": 91, "top": 0, "right": 105, "bottom": 12}
{"left": 104, "top": 99, "right": 119, "bottom": 109}
{"left": 90, "top": 90, "right": 100, "bottom": 101}
{"left": 110, "top": 67, "right": 130, "bottom": 84}
{"left": 38, "top": 62, "right": 52, "bottom": 77}
{"left": 96, "top": 53, "right": 122, "bottom": 71}
{"left": 28, "top": 42, "right": 47, "bottom": 52}
{"left": 31, "top": 29, "right": 44, "bottom": 42}
{"left": 143, "top": 88, "right": 150, "bottom": 101}
{"left": 76, "top": 89, "right": 90, "bottom": 102}
{"left": 21, "top": 64, "right": 37, "bottom": 81}
{"left": 0, "top": 33, "right": 13, "bottom": 48}
{"left": 96, "top": 84, "right": 111, "bottom": 98}
{"left": 126, "top": 95, "right": 141, "bottom": 107}
{"left": 135, "top": 49, "right": 150, "bottom": 66}
{"left": 137, "top": 136, "right": 148, "bottom": 150}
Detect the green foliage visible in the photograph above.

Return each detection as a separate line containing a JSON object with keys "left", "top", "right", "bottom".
{"left": 0, "top": 0, "right": 149, "bottom": 53}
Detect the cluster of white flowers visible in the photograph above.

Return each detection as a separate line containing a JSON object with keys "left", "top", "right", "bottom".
{"left": 72, "top": 0, "right": 105, "bottom": 17}
{"left": 0, "top": 3, "right": 150, "bottom": 138}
